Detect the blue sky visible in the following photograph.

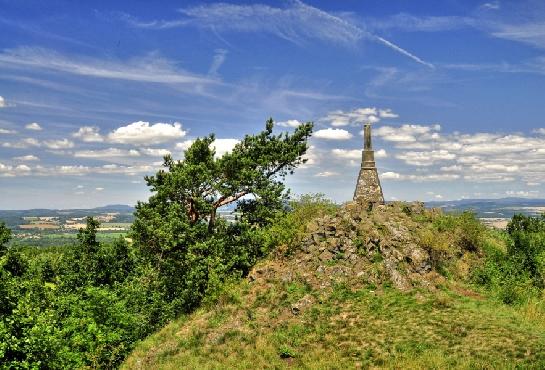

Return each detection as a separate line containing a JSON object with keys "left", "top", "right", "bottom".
{"left": 1, "top": 0, "right": 545, "bottom": 209}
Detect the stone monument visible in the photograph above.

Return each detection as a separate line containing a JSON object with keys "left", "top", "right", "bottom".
{"left": 353, "top": 123, "right": 385, "bottom": 205}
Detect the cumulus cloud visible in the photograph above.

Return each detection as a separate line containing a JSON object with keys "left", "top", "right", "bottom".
{"left": 374, "top": 124, "right": 441, "bottom": 143}
{"left": 381, "top": 171, "right": 460, "bottom": 182}
{"left": 315, "top": 171, "right": 339, "bottom": 177}
{"left": 396, "top": 150, "right": 456, "bottom": 166}
{"left": 505, "top": 190, "right": 539, "bottom": 198}
{"left": 140, "top": 148, "right": 171, "bottom": 157}
{"left": 322, "top": 107, "right": 389, "bottom": 127}
{"left": 2, "top": 138, "right": 41, "bottom": 149}
{"left": 277, "top": 119, "right": 302, "bottom": 128}
{"left": 74, "top": 148, "right": 140, "bottom": 159}
{"left": 0, "top": 128, "right": 16, "bottom": 134}
{"left": 375, "top": 149, "right": 388, "bottom": 158}
{"left": 331, "top": 148, "right": 387, "bottom": 159}
{"left": 440, "top": 164, "right": 462, "bottom": 172}
{"left": 43, "top": 139, "right": 74, "bottom": 149}
{"left": 175, "top": 140, "right": 195, "bottom": 151}
{"left": 370, "top": 121, "right": 545, "bottom": 185}
{"left": 212, "top": 138, "right": 240, "bottom": 157}
{"left": 0, "top": 96, "right": 5, "bottom": 108}
{"left": 382, "top": 171, "right": 402, "bottom": 180}
{"left": 108, "top": 121, "right": 186, "bottom": 144}
{"left": 25, "top": 122, "right": 42, "bottom": 131}
{"left": 378, "top": 109, "right": 399, "bottom": 118}
{"left": 0, "top": 162, "right": 33, "bottom": 177}
{"left": 331, "top": 149, "right": 361, "bottom": 159}
{"left": 13, "top": 155, "right": 39, "bottom": 161}
{"left": 72, "top": 126, "right": 104, "bottom": 142}
{"left": 314, "top": 128, "right": 353, "bottom": 140}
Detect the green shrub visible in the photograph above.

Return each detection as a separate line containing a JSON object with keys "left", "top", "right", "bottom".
{"left": 473, "top": 213, "right": 545, "bottom": 304}
{"left": 260, "top": 193, "right": 337, "bottom": 255}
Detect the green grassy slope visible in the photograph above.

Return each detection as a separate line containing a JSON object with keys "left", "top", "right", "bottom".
{"left": 123, "top": 203, "right": 545, "bottom": 369}
{"left": 124, "top": 277, "right": 545, "bottom": 369}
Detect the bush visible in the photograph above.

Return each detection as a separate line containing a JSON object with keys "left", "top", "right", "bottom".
{"left": 473, "top": 213, "right": 545, "bottom": 304}
{"left": 259, "top": 193, "right": 338, "bottom": 255}
{"left": 419, "top": 211, "right": 485, "bottom": 271}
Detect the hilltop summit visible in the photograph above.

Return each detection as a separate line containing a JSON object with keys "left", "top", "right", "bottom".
{"left": 124, "top": 201, "right": 545, "bottom": 369}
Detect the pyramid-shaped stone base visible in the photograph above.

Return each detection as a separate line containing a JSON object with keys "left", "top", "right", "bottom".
{"left": 353, "top": 167, "right": 384, "bottom": 204}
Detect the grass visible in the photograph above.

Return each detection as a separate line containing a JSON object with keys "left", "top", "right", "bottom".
{"left": 123, "top": 277, "right": 545, "bottom": 369}
{"left": 122, "top": 208, "right": 545, "bottom": 369}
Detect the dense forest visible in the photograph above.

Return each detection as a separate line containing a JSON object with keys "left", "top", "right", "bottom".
{"left": 2, "top": 121, "right": 545, "bottom": 368}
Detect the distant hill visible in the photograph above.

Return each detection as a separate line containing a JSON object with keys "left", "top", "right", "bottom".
{"left": 425, "top": 197, "right": 545, "bottom": 218}
{"left": 0, "top": 205, "right": 135, "bottom": 229}
{"left": 87, "top": 204, "right": 135, "bottom": 212}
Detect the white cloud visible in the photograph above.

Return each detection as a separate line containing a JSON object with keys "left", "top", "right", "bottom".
{"left": 2, "top": 138, "right": 41, "bottom": 149}
{"left": 126, "top": 1, "right": 434, "bottom": 67}
{"left": 208, "top": 48, "right": 227, "bottom": 75}
{"left": 381, "top": 172, "right": 460, "bottom": 182}
{"left": 0, "top": 47, "right": 218, "bottom": 86}
{"left": 72, "top": 126, "right": 104, "bottom": 142}
{"left": 176, "top": 140, "right": 195, "bottom": 151}
{"left": 15, "top": 164, "right": 31, "bottom": 172}
{"left": 277, "top": 119, "right": 302, "bottom": 128}
{"left": 331, "top": 147, "right": 386, "bottom": 160}
{"left": 74, "top": 148, "right": 140, "bottom": 159}
{"left": 314, "top": 128, "right": 353, "bottom": 140}
{"left": 382, "top": 171, "right": 402, "bottom": 179}
{"left": 140, "top": 148, "right": 171, "bottom": 157}
{"left": 13, "top": 155, "right": 39, "bottom": 161}
{"left": 299, "top": 145, "right": 318, "bottom": 168}
{"left": 470, "top": 163, "right": 519, "bottom": 173}
{"left": 481, "top": 2, "right": 500, "bottom": 10}
{"left": 374, "top": 124, "right": 440, "bottom": 143}
{"left": 95, "top": 187, "right": 105, "bottom": 191}
{"left": 396, "top": 150, "right": 456, "bottom": 166}
{"left": 213, "top": 138, "right": 240, "bottom": 157}
{"left": 378, "top": 109, "right": 398, "bottom": 118}
{"left": 43, "top": 138, "right": 74, "bottom": 149}
{"left": 323, "top": 107, "right": 385, "bottom": 127}
{"left": 534, "top": 128, "right": 545, "bottom": 135}
{"left": 375, "top": 149, "right": 388, "bottom": 158}
{"left": 25, "top": 122, "right": 42, "bottom": 131}
{"left": 108, "top": 121, "right": 186, "bottom": 144}
{"left": 0, "top": 96, "right": 5, "bottom": 108}
{"left": 440, "top": 164, "right": 462, "bottom": 172}
{"left": 505, "top": 190, "right": 539, "bottom": 198}
{"left": 490, "top": 22, "right": 545, "bottom": 50}
{"left": 0, "top": 128, "right": 16, "bottom": 134}
{"left": 315, "top": 171, "right": 339, "bottom": 177}
{"left": 331, "top": 149, "right": 361, "bottom": 159}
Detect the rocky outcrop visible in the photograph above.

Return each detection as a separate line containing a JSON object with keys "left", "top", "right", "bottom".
{"left": 249, "top": 201, "right": 446, "bottom": 293}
